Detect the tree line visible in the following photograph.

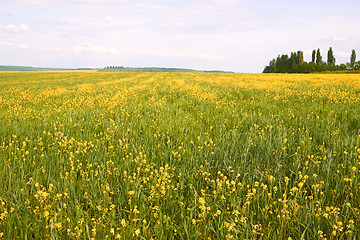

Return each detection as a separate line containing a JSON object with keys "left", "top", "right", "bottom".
{"left": 263, "top": 48, "right": 359, "bottom": 73}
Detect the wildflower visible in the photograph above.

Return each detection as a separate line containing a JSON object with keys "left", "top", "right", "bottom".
{"left": 44, "top": 211, "right": 50, "bottom": 217}
{"left": 214, "top": 210, "right": 221, "bottom": 217}
{"left": 54, "top": 223, "right": 62, "bottom": 229}
{"left": 121, "top": 219, "right": 127, "bottom": 227}
{"left": 133, "top": 206, "right": 140, "bottom": 215}
{"left": 49, "top": 183, "right": 54, "bottom": 192}
{"left": 284, "top": 177, "right": 289, "bottom": 184}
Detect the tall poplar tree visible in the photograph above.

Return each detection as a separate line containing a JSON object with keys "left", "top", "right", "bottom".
{"left": 297, "top": 51, "right": 304, "bottom": 65}
{"left": 327, "top": 47, "right": 335, "bottom": 66}
{"left": 316, "top": 48, "right": 322, "bottom": 65}
{"left": 350, "top": 49, "right": 356, "bottom": 68}
{"left": 312, "top": 50, "right": 316, "bottom": 63}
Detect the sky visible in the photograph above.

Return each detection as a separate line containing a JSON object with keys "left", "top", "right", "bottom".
{"left": 1, "top": 0, "right": 359, "bottom": 72}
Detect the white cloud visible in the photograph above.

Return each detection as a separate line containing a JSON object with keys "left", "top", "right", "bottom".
{"left": 196, "top": 53, "right": 227, "bottom": 61}
{"left": 333, "top": 36, "right": 347, "bottom": 41}
{"left": 211, "top": 0, "right": 246, "bottom": 6}
{"left": 73, "top": 42, "right": 118, "bottom": 54}
{"left": 0, "top": 39, "right": 29, "bottom": 48}
{"left": 56, "top": 19, "right": 73, "bottom": 30}
{"left": 68, "top": 0, "right": 128, "bottom": 3}
{"left": 57, "top": 19, "right": 68, "bottom": 24}
{"left": 334, "top": 50, "right": 350, "bottom": 58}
{"left": 50, "top": 47, "right": 62, "bottom": 52}
{"left": 134, "top": 3, "right": 165, "bottom": 10}
{"left": 124, "top": 49, "right": 226, "bottom": 61}
{"left": 14, "top": 0, "right": 125, "bottom": 6}
{"left": 4, "top": 24, "right": 29, "bottom": 33}
{"left": 104, "top": 16, "right": 114, "bottom": 21}
{"left": 13, "top": 0, "right": 60, "bottom": 6}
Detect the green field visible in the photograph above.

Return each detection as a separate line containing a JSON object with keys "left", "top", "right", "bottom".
{"left": 0, "top": 72, "right": 359, "bottom": 239}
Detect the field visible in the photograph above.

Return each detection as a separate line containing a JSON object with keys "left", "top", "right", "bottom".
{"left": 0, "top": 72, "right": 360, "bottom": 239}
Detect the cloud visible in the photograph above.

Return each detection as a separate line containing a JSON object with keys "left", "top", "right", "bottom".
{"left": 334, "top": 50, "right": 350, "bottom": 58}
{"left": 333, "top": 36, "right": 347, "bottom": 42}
{"left": 73, "top": 42, "right": 118, "bottom": 54}
{"left": 125, "top": 49, "right": 226, "bottom": 61}
{"left": 0, "top": 39, "right": 29, "bottom": 48}
{"left": 211, "top": 0, "right": 247, "bottom": 6}
{"left": 4, "top": 24, "right": 29, "bottom": 33}
{"left": 57, "top": 19, "right": 68, "bottom": 25}
{"left": 13, "top": 0, "right": 60, "bottom": 6}
{"left": 14, "top": 0, "right": 125, "bottom": 6}
{"left": 196, "top": 53, "right": 227, "bottom": 61}
{"left": 134, "top": 3, "right": 165, "bottom": 10}
{"left": 56, "top": 19, "right": 74, "bottom": 31}
{"left": 104, "top": 16, "right": 114, "bottom": 21}
{"left": 68, "top": 0, "right": 128, "bottom": 3}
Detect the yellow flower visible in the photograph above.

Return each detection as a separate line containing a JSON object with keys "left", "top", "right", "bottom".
{"left": 269, "top": 175, "right": 275, "bottom": 182}
{"left": 214, "top": 210, "right": 222, "bottom": 217}
{"left": 284, "top": 177, "right": 289, "bottom": 184}
{"left": 121, "top": 219, "right": 127, "bottom": 227}
{"left": 44, "top": 211, "right": 49, "bottom": 217}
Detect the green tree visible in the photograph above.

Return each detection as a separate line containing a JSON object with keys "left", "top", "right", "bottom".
{"left": 350, "top": 49, "right": 356, "bottom": 69}
{"left": 327, "top": 47, "right": 335, "bottom": 67}
{"left": 297, "top": 51, "right": 304, "bottom": 65}
{"left": 316, "top": 48, "right": 322, "bottom": 65}
{"left": 290, "top": 52, "right": 297, "bottom": 72}
{"left": 269, "top": 59, "right": 276, "bottom": 72}
{"left": 263, "top": 59, "right": 276, "bottom": 73}
{"left": 354, "top": 61, "right": 360, "bottom": 70}
{"left": 312, "top": 50, "right": 316, "bottom": 63}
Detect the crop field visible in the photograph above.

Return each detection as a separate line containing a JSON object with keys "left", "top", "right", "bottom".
{"left": 0, "top": 72, "right": 360, "bottom": 239}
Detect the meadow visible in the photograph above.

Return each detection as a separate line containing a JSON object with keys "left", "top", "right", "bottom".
{"left": 0, "top": 72, "right": 359, "bottom": 239}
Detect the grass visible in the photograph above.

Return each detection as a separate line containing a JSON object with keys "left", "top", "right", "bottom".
{"left": 0, "top": 72, "right": 359, "bottom": 239}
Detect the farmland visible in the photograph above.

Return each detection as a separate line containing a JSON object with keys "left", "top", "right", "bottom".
{"left": 0, "top": 72, "right": 360, "bottom": 239}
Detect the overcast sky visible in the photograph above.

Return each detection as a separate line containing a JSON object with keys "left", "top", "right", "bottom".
{"left": 1, "top": 0, "right": 359, "bottom": 72}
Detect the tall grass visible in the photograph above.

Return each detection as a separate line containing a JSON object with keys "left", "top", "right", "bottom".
{"left": 0, "top": 72, "right": 359, "bottom": 239}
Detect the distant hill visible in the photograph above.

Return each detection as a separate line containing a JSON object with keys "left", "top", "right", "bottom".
{"left": 0, "top": 65, "right": 233, "bottom": 73}
{"left": 99, "top": 66, "right": 233, "bottom": 73}
{"left": 0, "top": 65, "right": 96, "bottom": 71}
